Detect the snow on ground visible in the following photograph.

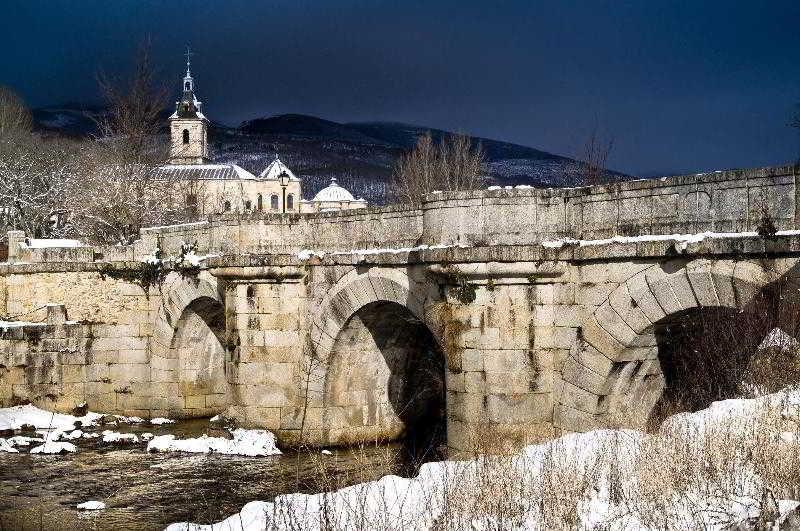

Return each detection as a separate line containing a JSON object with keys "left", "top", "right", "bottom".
{"left": 147, "top": 429, "right": 281, "bottom": 457}
{"left": 115, "top": 415, "right": 146, "bottom": 424}
{"left": 76, "top": 501, "right": 106, "bottom": 511}
{"left": 150, "top": 417, "right": 175, "bottom": 425}
{"left": 0, "top": 438, "right": 18, "bottom": 453}
{"left": 759, "top": 327, "right": 800, "bottom": 352}
{"left": 0, "top": 404, "right": 103, "bottom": 431}
{"left": 6, "top": 435, "right": 43, "bottom": 447}
{"left": 101, "top": 430, "right": 139, "bottom": 444}
{"left": 167, "top": 389, "right": 800, "bottom": 531}
{"left": 29, "top": 441, "right": 77, "bottom": 454}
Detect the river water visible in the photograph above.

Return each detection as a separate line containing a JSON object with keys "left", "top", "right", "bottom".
{"left": 0, "top": 419, "right": 424, "bottom": 530}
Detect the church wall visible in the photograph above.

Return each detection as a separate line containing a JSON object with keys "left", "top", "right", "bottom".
{"left": 169, "top": 119, "right": 207, "bottom": 164}
{"left": 192, "top": 179, "right": 303, "bottom": 217}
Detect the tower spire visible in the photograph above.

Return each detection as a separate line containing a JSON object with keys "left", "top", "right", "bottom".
{"left": 185, "top": 45, "right": 193, "bottom": 76}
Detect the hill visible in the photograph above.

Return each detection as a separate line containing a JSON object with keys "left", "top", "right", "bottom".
{"left": 32, "top": 106, "right": 628, "bottom": 204}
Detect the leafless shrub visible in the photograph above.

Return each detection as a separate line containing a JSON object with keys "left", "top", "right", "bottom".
{"left": 390, "top": 132, "right": 485, "bottom": 204}
{"left": 579, "top": 122, "right": 615, "bottom": 186}
{"left": 0, "top": 86, "right": 32, "bottom": 139}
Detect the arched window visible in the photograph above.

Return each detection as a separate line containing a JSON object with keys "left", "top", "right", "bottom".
{"left": 257, "top": 194, "right": 263, "bottom": 211}
{"left": 270, "top": 194, "right": 279, "bottom": 210}
{"left": 286, "top": 194, "right": 294, "bottom": 211}
{"left": 245, "top": 200, "right": 251, "bottom": 210}
{"left": 185, "top": 81, "right": 191, "bottom": 91}
{"left": 182, "top": 129, "right": 190, "bottom": 144}
{"left": 223, "top": 201, "right": 231, "bottom": 212}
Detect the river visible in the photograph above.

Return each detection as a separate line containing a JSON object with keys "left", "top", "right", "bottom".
{"left": 0, "top": 419, "right": 426, "bottom": 530}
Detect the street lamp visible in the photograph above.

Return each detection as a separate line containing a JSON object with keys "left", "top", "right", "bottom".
{"left": 278, "top": 171, "right": 290, "bottom": 213}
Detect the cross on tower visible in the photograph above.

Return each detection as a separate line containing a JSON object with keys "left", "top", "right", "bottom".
{"left": 185, "top": 46, "right": 194, "bottom": 74}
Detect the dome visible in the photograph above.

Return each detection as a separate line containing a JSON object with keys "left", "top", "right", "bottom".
{"left": 312, "top": 178, "right": 356, "bottom": 202}
{"left": 259, "top": 155, "right": 299, "bottom": 181}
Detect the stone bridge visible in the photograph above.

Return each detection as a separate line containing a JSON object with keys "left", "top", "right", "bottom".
{"left": 3, "top": 164, "right": 800, "bottom": 454}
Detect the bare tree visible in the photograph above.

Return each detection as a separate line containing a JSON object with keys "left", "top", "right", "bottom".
{"left": 0, "top": 136, "right": 77, "bottom": 240}
{"left": 94, "top": 39, "right": 167, "bottom": 159}
{"left": 64, "top": 40, "right": 184, "bottom": 244}
{"left": 579, "top": 123, "right": 615, "bottom": 186}
{"left": 0, "top": 88, "right": 76, "bottom": 241}
{"left": 391, "top": 132, "right": 485, "bottom": 204}
{"left": 0, "top": 86, "right": 32, "bottom": 139}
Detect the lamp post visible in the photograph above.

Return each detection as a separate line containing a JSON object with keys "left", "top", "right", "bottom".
{"left": 279, "top": 171, "right": 290, "bottom": 213}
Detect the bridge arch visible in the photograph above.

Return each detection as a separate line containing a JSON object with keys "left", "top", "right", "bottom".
{"left": 151, "top": 273, "right": 229, "bottom": 417}
{"left": 557, "top": 258, "right": 781, "bottom": 432}
{"left": 307, "top": 269, "right": 446, "bottom": 452}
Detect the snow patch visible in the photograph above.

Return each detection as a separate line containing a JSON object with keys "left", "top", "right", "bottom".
{"left": 30, "top": 441, "right": 77, "bottom": 454}
{"left": 0, "top": 439, "right": 19, "bottom": 453}
{"left": 0, "top": 404, "right": 103, "bottom": 431}
{"left": 147, "top": 429, "right": 281, "bottom": 457}
{"left": 101, "top": 430, "right": 139, "bottom": 444}
{"left": 76, "top": 501, "right": 106, "bottom": 511}
{"left": 24, "top": 238, "right": 83, "bottom": 249}
{"left": 541, "top": 230, "right": 800, "bottom": 249}
{"left": 149, "top": 417, "right": 175, "bottom": 425}
{"left": 759, "top": 327, "right": 800, "bottom": 352}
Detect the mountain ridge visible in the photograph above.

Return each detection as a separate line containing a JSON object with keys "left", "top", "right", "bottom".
{"left": 31, "top": 105, "right": 629, "bottom": 204}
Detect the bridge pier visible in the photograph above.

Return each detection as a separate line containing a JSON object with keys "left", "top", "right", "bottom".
{"left": 213, "top": 266, "right": 309, "bottom": 444}
{"left": 431, "top": 263, "right": 571, "bottom": 454}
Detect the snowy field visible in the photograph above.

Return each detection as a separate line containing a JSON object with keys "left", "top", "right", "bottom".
{"left": 166, "top": 390, "right": 800, "bottom": 531}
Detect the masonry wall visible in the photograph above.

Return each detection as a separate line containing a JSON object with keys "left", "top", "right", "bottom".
{"left": 137, "top": 165, "right": 800, "bottom": 258}
{"left": 423, "top": 165, "right": 800, "bottom": 246}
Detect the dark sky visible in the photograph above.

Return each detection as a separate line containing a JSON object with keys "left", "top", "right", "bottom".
{"left": 3, "top": 0, "right": 800, "bottom": 176}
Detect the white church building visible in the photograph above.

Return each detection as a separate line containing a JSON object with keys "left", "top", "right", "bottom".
{"left": 158, "top": 54, "right": 367, "bottom": 216}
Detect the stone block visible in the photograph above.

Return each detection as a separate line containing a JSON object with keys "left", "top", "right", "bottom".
{"left": 92, "top": 336, "right": 147, "bottom": 352}
{"left": 554, "top": 403, "right": 603, "bottom": 433}
{"left": 118, "top": 349, "right": 148, "bottom": 364}
{"left": 86, "top": 364, "right": 110, "bottom": 382}
{"left": 109, "top": 363, "right": 150, "bottom": 383}
{"left": 594, "top": 303, "right": 637, "bottom": 345}
{"left": 485, "top": 393, "right": 551, "bottom": 424}
{"left": 485, "top": 371, "right": 535, "bottom": 394}
{"left": 624, "top": 271, "right": 666, "bottom": 324}
{"left": 580, "top": 316, "right": 623, "bottom": 359}
{"left": 446, "top": 390, "right": 487, "bottom": 422}
{"left": 560, "top": 355, "right": 609, "bottom": 394}
{"left": 608, "top": 284, "right": 650, "bottom": 334}
{"left": 464, "top": 371, "right": 485, "bottom": 393}
{"left": 460, "top": 349, "right": 483, "bottom": 372}
{"left": 483, "top": 349, "right": 531, "bottom": 373}
{"left": 61, "top": 364, "right": 86, "bottom": 383}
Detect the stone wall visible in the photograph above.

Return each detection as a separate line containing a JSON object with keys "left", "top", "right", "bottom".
{"left": 136, "top": 165, "right": 800, "bottom": 258}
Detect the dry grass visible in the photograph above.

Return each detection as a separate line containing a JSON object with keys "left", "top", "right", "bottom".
{"left": 225, "top": 391, "right": 800, "bottom": 531}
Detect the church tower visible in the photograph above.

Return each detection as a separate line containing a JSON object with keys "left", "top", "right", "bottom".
{"left": 169, "top": 48, "right": 209, "bottom": 165}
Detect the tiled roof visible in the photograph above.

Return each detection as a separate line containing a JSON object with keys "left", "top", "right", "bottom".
{"left": 154, "top": 164, "right": 257, "bottom": 181}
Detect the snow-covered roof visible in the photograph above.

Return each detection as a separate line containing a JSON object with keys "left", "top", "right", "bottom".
{"left": 155, "top": 163, "right": 257, "bottom": 181}
{"left": 312, "top": 178, "right": 358, "bottom": 202}
{"left": 259, "top": 155, "right": 299, "bottom": 181}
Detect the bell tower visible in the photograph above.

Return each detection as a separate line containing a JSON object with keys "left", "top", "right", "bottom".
{"left": 169, "top": 47, "right": 209, "bottom": 164}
